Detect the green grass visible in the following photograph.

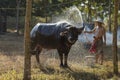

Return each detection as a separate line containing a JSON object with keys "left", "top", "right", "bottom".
{"left": 0, "top": 66, "right": 111, "bottom": 80}
{"left": 0, "top": 63, "right": 119, "bottom": 80}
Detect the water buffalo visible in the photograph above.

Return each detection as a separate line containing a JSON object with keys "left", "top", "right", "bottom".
{"left": 30, "top": 21, "right": 84, "bottom": 68}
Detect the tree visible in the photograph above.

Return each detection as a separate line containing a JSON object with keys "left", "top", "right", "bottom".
{"left": 108, "top": 0, "right": 112, "bottom": 32}
{"left": 112, "top": 0, "right": 118, "bottom": 76}
{"left": 87, "top": 0, "right": 92, "bottom": 22}
{"left": 0, "top": 0, "right": 16, "bottom": 32}
{"left": 0, "top": 0, "right": 25, "bottom": 33}
{"left": 23, "top": 0, "right": 32, "bottom": 80}
{"left": 32, "top": 0, "right": 81, "bottom": 21}
{"left": 16, "top": 0, "right": 21, "bottom": 35}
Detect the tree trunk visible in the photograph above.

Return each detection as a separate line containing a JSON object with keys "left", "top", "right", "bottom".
{"left": 112, "top": 0, "right": 118, "bottom": 76}
{"left": 16, "top": 0, "right": 21, "bottom": 35}
{"left": 108, "top": 0, "right": 111, "bottom": 33}
{"left": 88, "top": 0, "right": 92, "bottom": 23}
{"left": 23, "top": 0, "right": 32, "bottom": 80}
{"left": 3, "top": 14, "right": 7, "bottom": 32}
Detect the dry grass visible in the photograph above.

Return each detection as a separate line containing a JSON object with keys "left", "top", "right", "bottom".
{"left": 0, "top": 32, "right": 120, "bottom": 80}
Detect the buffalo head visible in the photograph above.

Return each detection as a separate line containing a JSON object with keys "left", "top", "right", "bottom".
{"left": 60, "top": 26, "right": 84, "bottom": 44}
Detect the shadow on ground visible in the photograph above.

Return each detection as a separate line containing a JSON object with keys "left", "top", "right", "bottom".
{"left": 38, "top": 66, "right": 101, "bottom": 80}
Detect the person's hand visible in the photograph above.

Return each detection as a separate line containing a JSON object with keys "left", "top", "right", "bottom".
{"left": 93, "top": 36, "right": 98, "bottom": 40}
{"left": 83, "top": 31, "right": 87, "bottom": 33}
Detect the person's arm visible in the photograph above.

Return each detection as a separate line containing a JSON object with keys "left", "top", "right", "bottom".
{"left": 84, "top": 27, "right": 96, "bottom": 33}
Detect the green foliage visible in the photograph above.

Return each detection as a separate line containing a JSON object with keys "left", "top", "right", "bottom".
{"left": 0, "top": 0, "right": 25, "bottom": 16}
{"left": 0, "top": 0, "right": 118, "bottom": 32}
{"left": 0, "top": 0, "right": 115, "bottom": 22}
{"left": 80, "top": 0, "right": 114, "bottom": 22}
{"left": 33, "top": 0, "right": 65, "bottom": 17}
{"left": 32, "top": 0, "right": 83, "bottom": 18}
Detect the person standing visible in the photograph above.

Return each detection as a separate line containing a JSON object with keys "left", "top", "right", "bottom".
{"left": 84, "top": 17, "right": 106, "bottom": 65}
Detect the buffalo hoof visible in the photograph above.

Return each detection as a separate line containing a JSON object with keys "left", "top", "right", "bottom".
{"left": 60, "top": 64, "right": 64, "bottom": 68}
{"left": 63, "top": 64, "right": 69, "bottom": 68}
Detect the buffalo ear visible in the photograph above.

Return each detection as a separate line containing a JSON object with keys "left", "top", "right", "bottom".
{"left": 60, "top": 31, "right": 68, "bottom": 36}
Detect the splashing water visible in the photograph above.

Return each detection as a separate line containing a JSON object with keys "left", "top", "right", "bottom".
{"left": 50, "top": 6, "right": 120, "bottom": 67}
{"left": 52, "top": 6, "right": 83, "bottom": 28}
{"left": 52, "top": 5, "right": 120, "bottom": 45}
{"left": 64, "top": 5, "right": 83, "bottom": 28}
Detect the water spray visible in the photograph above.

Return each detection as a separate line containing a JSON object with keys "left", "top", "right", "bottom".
{"left": 52, "top": 5, "right": 83, "bottom": 28}
{"left": 51, "top": 5, "right": 120, "bottom": 67}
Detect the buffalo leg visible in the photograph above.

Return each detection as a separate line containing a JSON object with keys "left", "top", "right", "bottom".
{"left": 64, "top": 53, "right": 69, "bottom": 67}
{"left": 64, "top": 47, "right": 70, "bottom": 68}
{"left": 59, "top": 53, "right": 64, "bottom": 67}
{"left": 30, "top": 40, "right": 37, "bottom": 55}
{"left": 57, "top": 50, "right": 64, "bottom": 67}
{"left": 35, "top": 46, "right": 42, "bottom": 65}
{"left": 36, "top": 50, "right": 41, "bottom": 64}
